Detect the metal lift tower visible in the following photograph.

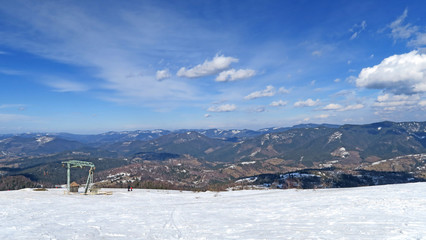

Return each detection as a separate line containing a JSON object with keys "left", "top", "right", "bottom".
{"left": 62, "top": 160, "right": 95, "bottom": 194}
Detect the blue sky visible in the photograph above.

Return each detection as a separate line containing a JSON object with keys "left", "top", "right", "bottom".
{"left": 0, "top": 0, "right": 426, "bottom": 133}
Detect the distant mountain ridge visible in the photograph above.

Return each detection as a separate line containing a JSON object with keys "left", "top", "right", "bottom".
{"left": 0, "top": 123, "right": 341, "bottom": 145}
{"left": 1, "top": 121, "right": 426, "bottom": 191}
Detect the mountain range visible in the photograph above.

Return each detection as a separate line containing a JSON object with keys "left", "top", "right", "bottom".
{"left": 1, "top": 121, "right": 425, "bottom": 190}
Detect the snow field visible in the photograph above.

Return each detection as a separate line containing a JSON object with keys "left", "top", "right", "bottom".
{"left": 1, "top": 183, "right": 426, "bottom": 239}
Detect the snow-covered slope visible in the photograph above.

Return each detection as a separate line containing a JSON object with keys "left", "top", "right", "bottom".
{"left": 1, "top": 183, "right": 426, "bottom": 239}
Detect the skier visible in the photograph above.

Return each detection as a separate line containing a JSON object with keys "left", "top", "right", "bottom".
{"left": 128, "top": 185, "right": 131, "bottom": 191}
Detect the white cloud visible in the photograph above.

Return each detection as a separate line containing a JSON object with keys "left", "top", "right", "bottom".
{"left": 0, "top": 69, "right": 24, "bottom": 75}
{"left": 204, "top": 114, "right": 211, "bottom": 118}
{"left": 0, "top": 104, "right": 25, "bottom": 110}
{"left": 294, "top": 98, "right": 320, "bottom": 107}
{"left": 215, "top": 68, "right": 256, "bottom": 82}
{"left": 0, "top": 2, "right": 216, "bottom": 104}
{"left": 386, "top": 9, "right": 426, "bottom": 48}
{"left": 350, "top": 20, "right": 367, "bottom": 40}
{"left": 323, "top": 103, "right": 364, "bottom": 111}
{"left": 343, "top": 104, "right": 364, "bottom": 111}
{"left": 156, "top": 69, "right": 171, "bottom": 81}
{"left": 278, "top": 87, "right": 290, "bottom": 94}
{"left": 244, "top": 85, "right": 275, "bottom": 100}
{"left": 419, "top": 100, "right": 426, "bottom": 107}
{"left": 207, "top": 104, "right": 237, "bottom": 112}
{"left": 312, "top": 50, "right": 321, "bottom": 56}
{"left": 323, "top": 103, "right": 343, "bottom": 111}
{"left": 45, "top": 79, "right": 89, "bottom": 92}
{"left": 270, "top": 100, "right": 288, "bottom": 107}
{"left": 409, "top": 32, "right": 426, "bottom": 47}
{"left": 177, "top": 54, "right": 238, "bottom": 78}
{"left": 374, "top": 93, "right": 420, "bottom": 108}
{"left": 389, "top": 9, "right": 418, "bottom": 40}
{"left": 356, "top": 50, "right": 426, "bottom": 95}
{"left": 315, "top": 114, "right": 329, "bottom": 119}
{"left": 0, "top": 113, "right": 30, "bottom": 122}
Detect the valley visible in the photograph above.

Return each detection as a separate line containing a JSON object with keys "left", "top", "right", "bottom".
{"left": 1, "top": 121, "right": 425, "bottom": 191}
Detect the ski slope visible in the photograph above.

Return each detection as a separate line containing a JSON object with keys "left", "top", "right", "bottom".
{"left": 1, "top": 183, "right": 426, "bottom": 239}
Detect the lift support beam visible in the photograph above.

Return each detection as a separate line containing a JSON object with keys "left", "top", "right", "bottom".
{"left": 62, "top": 160, "right": 95, "bottom": 194}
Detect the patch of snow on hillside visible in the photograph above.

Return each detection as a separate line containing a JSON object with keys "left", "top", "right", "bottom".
{"left": 241, "top": 161, "right": 256, "bottom": 165}
{"left": 372, "top": 159, "right": 387, "bottom": 166}
{"left": 280, "top": 172, "right": 319, "bottom": 179}
{"left": 378, "top": 127, "right": 382, "bottom": 131}
{"left": 250, "top": 149, "right": 261, "bottom": 157}
{"left": 261, "top": 134, "right": 270, "bottom": 145}
{"left": 328, "top": 131, "right": 342, "bottom": 143}
{"left": 331, "top": 147, "right": 350, "bottom": 158}
{"left": 36, "top": 136, "right": 54, "bottom": 144}
{"left": 0, "top": 138, "right": 11, "bottom": 143}
{"left": 232, "top": 130, "right": 241, "bottom": 134}
{"left": 214, "top": 129, "right": 224, "bottom": 135}
{"left": 236, "top": 176, "right": 257, "bottom": 183}
{"left": 2, "top": 183, "right": 426, "bottom": 239}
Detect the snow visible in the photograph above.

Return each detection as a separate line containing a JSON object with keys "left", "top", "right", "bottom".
{"left": 327, "top": 131, "right": 342, "bottom": 143}
{"left": 280, "top": 173, "right": 319, "bottom": 179}
{"left": 36, "top": 136, "right": 55, "bottom": 144}
{"left": 331, "top": 147, "right": 350, "bottom": 158}
{"left": 249, "top": 149, "right": 260, "bottom": 157}
{"left": 2, "top": 183, "right": 426, "bottom": 239}
{"left": 231, "top": 130, "right": 240, "bottom": 134}
{"left": 241, "top": 161, "right": 256, "bottom": 165}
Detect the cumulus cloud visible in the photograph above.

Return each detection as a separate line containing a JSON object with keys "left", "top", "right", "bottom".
{"left": 215, "top": 68, "right": 256, "bottom": 82}
{"left": 156, "top": 69, "right": 171, "bottom": 81}
{"left": 323, "top": 103, "right": 343, "bottom": 111}
{"left": 343, "top": 104, "right": 365, "bottom": 111}
{"left": 374, "top": 93, "right": 420, "bottom": 108}
{"left": 207, "top": 104, "right": 237, "bottom": 112}
{"left": 323, "top": 103, "right": 364, "bottom": 111}
{"left": 270, "top": 100, "right": 287, "bottom": 107}
{"left": 356, "top": 50, "right": 426, "bottom": 95}
{"left": 315, "top": 114, "right": 329, "bottom": 119}
{"left": 278, "top": 87, "right": 290, "bottom": 94}
{"left": 244, "top": 85, "right": 275, "bottom": 100}
{"left": 294, "top": 98, "right": 320, "bottom": 107}
{"left": 177, "top": 54, "right": 238, "bottom": 78}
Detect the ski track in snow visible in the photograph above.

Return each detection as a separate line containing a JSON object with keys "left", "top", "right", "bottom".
{"left": 1, "top": 183, "right": 426, "bottom": 239}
